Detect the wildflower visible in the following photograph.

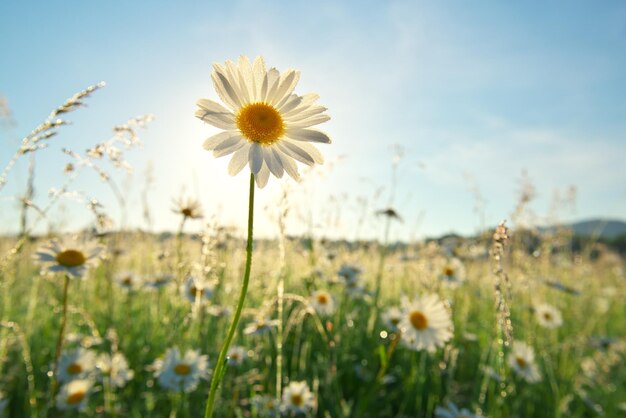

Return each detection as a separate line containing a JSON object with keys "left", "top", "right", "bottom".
{"left": 207, "top": 305, "right": 232, "bottom": 318}
{"left": 34, "top": 238, "right": 102, "bottom": 278}
{"left": 144, "top": 273, "right": 174, "bottom": 290}
{"left": 439, "top": 257, "right": 466, "bottom": 287}
{"left": 375, "top": 207, "right": 403, "bottom": 222}
{"left": 114, "top": 271, "right": 141, "bottom": 291}
{"left": 337, "top": 264, "right": 362, "bottom": 284}
{"left": 153, "top": 347, "right": 209, "bottom": 392}
{"left": 172, "top": 196, "right": 203, "bottom": 220}
{"left": 281, "top": 380, "right": 315, "bottom": 414}
{"left": 97, "top": 352, "right": 134, "bottom": 388}
{"left": 56, "top": 379, "right": 92, "bottom": 411}
{"left": 534, "top": 303, "right": 563, "bottom": 329}
{"left": 244, "top": 317, "right": 279, "bottom": 336}
{"left": 309, "top": 290, "right": 335, "bottom": 316}
{"left": 381, "top": 306, "right": 403, "bottom": 331}
{"left": 399, "top": 294, "right": 454, "bottom": 352}
{"left": 57, "top": 348, "right": 97, "bottom": 383}
{"left": 435, "top": 401, "right": 481, "bottom": 418}
{"left": 196, "top": 56, "right": 331, "bottom": 188}
{"left": 508, "top": 341, "right": 541, "bottom": 383}
{"left": 251, "top": 394, "right": 281, "bottom": 416}
{"left": 181, "top": 275, "right": 213, "bottom": 304}
{"left": 226, "top": 346, "right": 247, "bottom": 367}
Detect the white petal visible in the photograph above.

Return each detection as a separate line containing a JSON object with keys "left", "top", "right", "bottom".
{"left": 263, "top": 68, "right": 281, "bottom": 103}
{"left": 276, "top": 142, "right": 315, "bottom": 166}
{"left": 263, "top": 147, "right": 284, "bottom": 178}
{"left": 269, "top": 69, "right": 300, "bottom": 106}
{"left": 249, "top": 143, "right": 263, "bottom": 174}
{"left": 203, "top": 131, "right": 241, "bottom": 150}
{"left": 211, "top": 67, "right": 243, "bottom": 109}
{"left": 287, "top": 114, "right": 330, "bottom": 129}
{"left": 228, "top": 144, "right": 251, "bottom": 176}
{"left": 277, "top": 94, "right": 302, "bottom": 113}
{"left": 282, "top": 93, "right": 320, "bottom": 117}
{"left": 213, "top": 135, "right": 246, "bottom": 157}
{"left": 237, "top": 55, "right": 255, "bottom": 101}
{"left": 195, "top": 101, "right": 236, "bottom": 129}
{"left": 285, "top": 128, "right": 331, "bottom": 144}
{"left": 252, "top": 56, "right": 266, "bottom": 100}
{"left": 274, "top": 148, "right": 300, "bottom": 181}
{"left": 255, "top": 163, "right": 270, "bottom": 188}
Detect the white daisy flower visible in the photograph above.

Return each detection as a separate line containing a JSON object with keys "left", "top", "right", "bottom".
{"left": 114, "top": 271, "right": 141, "bottom": 291}
{"left": 435, "top": 401, "right": 481, "bottom": 418}
{"left": 534, "top": 303, "right": 563, "bottom": 329}
{"left": 337, "top": 264, "right": 362, "bottom": 284}
{"left": 207, "top": 305, "right": 232, "bottom": 318}
{"left": 439, "top": 257, "right": 466, "bottom": 287}
{"left": 508, "top": 341, "right": 542, "bottom": 383}
{"left": 57, "top": 348, "right": 97, "bottom": 383}
{"left": 196, "top": 55, "right": 331, "bottom": 188}
{"left": 251, "top": 394, "right": 281, "bottom": 417}
{"left": 172, "top": 196, "right": 203, "bottom": 220}
{"left": 244, "top": 317, "right": 279, "bottom": 336}
{"left": 399, "top": 294, "right": 454, "bottom": 352}
{"left": 153, "top": 347, "right": 209, "bottom": 392}
{"left": 310, "top": 290, "right": 335, "bottom": 316}
{"left": 56, "top": 379, "right": 92, "bottom": 411}
{"left": 381, "top": 306, "right": 403, "bottom": 331}
{"left": 144, "top": 273, "right": 174, "bottom": 290}
{"left": 180, "top": 275, "right": 213, "bottom": 304}
{"left": 226, "top": 346, "right": 247, "bottom": 367}
{"left": 281, "top": 380, "right": 315, "bottom": 414}
{"left": 97, "top": 352, "right": 134, "bottom": 388}
{"left": 34, "top": 238, "right": 102, "bottom": 278}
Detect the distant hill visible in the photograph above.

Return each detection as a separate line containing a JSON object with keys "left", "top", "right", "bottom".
{"left": 568, "top": 219, "right": 626, "bottom": 239}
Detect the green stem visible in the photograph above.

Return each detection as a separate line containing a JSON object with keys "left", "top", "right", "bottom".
{"left": 204, "top": 173, "right": 255, "bottom": 417}
{"left": 50, "top": 274, "right": 70, "bottom": 403}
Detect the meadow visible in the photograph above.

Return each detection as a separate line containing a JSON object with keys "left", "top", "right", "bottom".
{"left": 1, "top": 68, "right": 625, "bottom": 418}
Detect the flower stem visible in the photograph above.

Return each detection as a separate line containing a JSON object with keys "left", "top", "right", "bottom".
{"left": 50, "top": 274, "right": 70, "bottom": 402}
{"left": 204, "top": 173, "right": 255, "bottom": 417}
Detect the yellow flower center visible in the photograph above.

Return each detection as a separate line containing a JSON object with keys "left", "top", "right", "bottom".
{"left": 291, "top": 393, "right": 304, "bottom": 406}
{"left": 122, "top": 276, "right": 132, "bottom": 286}
{"left": 543, "top": 312, "right": 552, "bottom": 320}
{"left": 236, "top": 102, "right": 285, "bottom": 145}
{"left": 56, "top": 249, "right": 86, "bottom": 268}
{"left": 390, "top": 317, "right": 400, "bottom": 326}
{"left": 409, "top": 310, "right": 429, "bottom": 330}
{"left": 443, "top": 266, "right": 454, "bottom": 276}
{"left": 67, "top": 363, "right": 83, "bottom": 374}
{"left": 515, "top": 356, "right": 527, "bottom": 369}
{"left": 174, "top": 363, "right": 192, "bottom": 375}
{"left": 181, "top": 208, "right": 194, "bottom": 217}
{"left": 317, "top": 293, "right": 329, "bottom": 305}
{"left": 66, "top": 390, "right": 86, "bottom": 405}
{"left": 190, "top": 286, "right": 199, "bottom": 297}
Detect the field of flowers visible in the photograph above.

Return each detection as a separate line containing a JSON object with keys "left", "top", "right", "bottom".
{"left": 0, "top": 56, "right": 625, "bottom": 418}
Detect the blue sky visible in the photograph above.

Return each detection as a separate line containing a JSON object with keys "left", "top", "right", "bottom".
{"left": 1, "top": 1, "right": 625, "bottom": 240}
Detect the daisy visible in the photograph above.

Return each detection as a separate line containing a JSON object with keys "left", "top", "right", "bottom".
{"left": 196, "top": 55, "right": 331, "bottom": 188}
{"left": 97, "top": 352, "right": 134, "bottom": 388}
{"left": 181, "top": 275, "right": 213, "bottom": 304}
{"left": 435, "top": 401, "right": 481, "bottom": 418}
{"left": 508, "top": 341, "right": 542, "bottom": 383}
{"left": 226, "top": 346, "right": 247, "bottom": 367}
{"left": 534, "top": 303, "right": 563, "bottom": 329}
{"left": 281, "top": 380, "right": 315, "bottom": 414}
{"left": 244, "top": 317, "right": 279, "bottom": 336}
{"left": 34, "top": 238, "right": 102, "bottom": 278}
{"left": 57, "top": 348, "right": 97, "bottom": 383}
{"left": 251, "top": 394, "right": 281, "bottom": 417}
{"left": 399, "top": 294, "right": 454, "bottom": 352}
{"left": 56, "top": 379, "right": 92, "bottom": 411}
{"left": 310, "top": 290, "right": 335, "bottom": 316}
{"left": 172, "top": 196, "right": 203, "bottom": 220}
{"left": 114, "top": 271, "right": 141, "bottom": 291}
{"left": 337, "top": 264, "right": 362, "bottom": 284}
{"left": 439, "top": 257, "right": 466, "bottom": 287}
{"left": 153, "top": 347, "right": 209, "bottom": 392}
{"left": 144, "top": 273, "right": 174, "bottom": 290}
{"left": 381, "top": 306, "right": 403, "bottom": 331}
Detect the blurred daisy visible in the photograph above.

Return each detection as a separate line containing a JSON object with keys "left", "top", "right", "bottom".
{"left": 281, "top": 380, "right": 315, "bottom": 414}
{"left": 508, "top": 341, "right": 541, "bottom": 383}
{"left": 153, "top": 347, "right": 209, "bottom": 392}
{"left": 180, "top": 275, "right": 213, "bottom": 304}
{"left": 172, "top": 196, "right": 203, "bottom": 220}
{"left": 196, "top": 56, "right": 331, "bottom": 188}
{"left": 35, "top": 238, "right": 102, "bottom": 278}
{"left": 251, "top": 394, "right": 281, "bottom": 417}
{"left": 57, "top": 348, "right": 97, "bottom": 383}
{"left": 114, "top": 271, "right": 141, "bottom": 291}
{"left": 399, "top": 294, "right": 454, "bottom": 352}
{"left": 439, "top": 258, "right": 466, "bottom": 287}
{"left": 337, "top": 264, "right": 362, "bottom": 284}
{"left": 207, "top": 305, "right": 232, "bottom": 318}
{"left": 435, "top": 401, "right": 481, "bottom": 418}
{"left": 244, "top": 317, "right": 279, "bottom": 336}
{"left": 97, "top": 352, "right": 134, "bottom": 388}
{"left": 144, "top": 273, "right": 174, "bottom": 290}
{"left": 56, "top": 379, "right": 92, "bottom": 411}
{"left": 310, "top": 290, "right": 335, "bottom": 316}
{"left": 227, "top": 346, "right": 247, "bottom": 367}
{"left": 382, "top": 306, "right": 403, "bottom": 331}
{"left": 534, "top": 303, "right": 563, "bottom": 329}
